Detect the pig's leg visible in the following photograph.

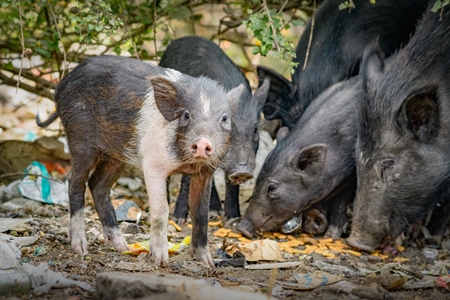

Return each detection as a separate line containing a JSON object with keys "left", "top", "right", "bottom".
{"left": 189, "top": 173, "right": 214, "bottom": 267}
{"left": 173, "top": 174, "right": 190, "bottom": 225}
{"left": 224, "top": 182, "right": 240, "bottom": 219}
{"left": 209, "top": 180, "right": 222, "bottom": 217}
{"left": 88, "top": 157, "right": 128, "bottom": 252}
{"left": 145, "top": 171, "right": 170, "bottom": 265}
{"left": 68, "top": 152, "right": 98, "bottom": 255}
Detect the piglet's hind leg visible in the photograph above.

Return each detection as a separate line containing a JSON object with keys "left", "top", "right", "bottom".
{"left": 68, "top": 151, "right": 98, "bottom": 255}
{"left": 88, "top": 157, "right": 128, "bottom": 252}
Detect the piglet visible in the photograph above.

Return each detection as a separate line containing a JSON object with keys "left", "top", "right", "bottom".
{"left": 37, "top": 55, "right": 243, "bottom": 266}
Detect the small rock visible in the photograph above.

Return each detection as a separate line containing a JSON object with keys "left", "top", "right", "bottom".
{"left": 1, "top": 198, "right": 42, "bottom": 212}
{"left": 119, "top": 221, "right": 140, "bottom": 234}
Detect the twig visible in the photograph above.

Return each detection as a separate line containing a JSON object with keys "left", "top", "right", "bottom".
{"left": 266, "top": 268, "right": 278, "bottom": 298}
{"left": 303, "top": 0, "right": 316, "bottom": 70}
{"left": 16, "top": 4, "right": 25, "bottom": 93}
{"left": 120, "top": 0, "right": 139, "bottom": 60}
{"left": 0, "top": 172, "right": 64, "bottom": 184}
{"left": 278, "top": 0, "right": 289, "bottom": 13}
{"left": 46, "top": 0, "right": 67, "bottom": 79}
{"left": 262, "top": 0, "right": 280, "bottom": 52}
{"left": 153, "top": 0, "right": 158, "bottom": 63}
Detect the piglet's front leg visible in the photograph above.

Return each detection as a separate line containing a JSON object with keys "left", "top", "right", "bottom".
{"left": 145, "top": 171, "right": 170, "bottom": 266}
{"left": 189, "top": 172, "right": 214, "bottom": 267}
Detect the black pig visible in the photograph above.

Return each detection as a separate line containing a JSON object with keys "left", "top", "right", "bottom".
{"left": 160, "top": 36, "right": 269, "bottom": 222}
{"left": 237, "top": 77, "right": 363, "bottom": 238}
{"left": 347, "top": 5, "right": 450, "bottom": 252}
{"left": 37, "top": 55, "right": 243, "bottom": 266}
{"left": 258, "top": 0, "right": 428, "bottom": 129}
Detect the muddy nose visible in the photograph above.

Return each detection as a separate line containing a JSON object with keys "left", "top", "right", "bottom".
{"left": 191, "top": 138, "right": 213, "bottom": 158}
{"left": 229, "top": 171, "right": 254, "bottom": 185}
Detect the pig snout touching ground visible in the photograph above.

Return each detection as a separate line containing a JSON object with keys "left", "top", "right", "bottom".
{"left": 37, "top": 55, "right": 243, "bottom": 267}
{"left": 237, "top": 78, "right": 362, "bottom": 239}
{"left": 348, "top": 4, "right": 450, "bottom": 252}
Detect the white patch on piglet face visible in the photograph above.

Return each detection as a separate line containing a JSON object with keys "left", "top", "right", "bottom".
{"left": 199, "top": 90, "right": 211, "bottom": 118}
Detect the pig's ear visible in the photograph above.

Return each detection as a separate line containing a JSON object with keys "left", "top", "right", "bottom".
{"left": 297, "top": 144, "right": 327, "bottom": 179}
{"left": 361, "top": 41, "right": 385, "bottom": 93}
{"left": 276, "top": 126, "right": 289, "bottom": 142}
{"left": 400, "top": 91, "right": 440, "bottom": 143}
{"left": 252, "top": 77, "right": 270, "bottom": 113}
{"left": 151, "top": 77, "right": 185, "bottom": 121}
{"left": 257, "top": 66, "right": 295, "bottom": 121}
{"left": 226, "top": 84, "right": 245, "bottom": 114}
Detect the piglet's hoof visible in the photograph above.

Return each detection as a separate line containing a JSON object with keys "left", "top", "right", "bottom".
{"left": 151, "top": 245, "right": 170, "bottom": 266}
{"left": 190, "top": 246, "right": 214, "bottom": 268}
{"left": 103, "top": 227, "right": 130, "bottom": 253}
{"left": 69, "top": 231, "right": 88, "bottom": 256}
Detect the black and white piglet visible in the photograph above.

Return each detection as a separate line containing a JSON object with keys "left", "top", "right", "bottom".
{"left": 37, "top": 55, "right": 243, "bottom": 266}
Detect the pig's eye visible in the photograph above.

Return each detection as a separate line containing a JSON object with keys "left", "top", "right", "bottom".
{"left": 222, "top": 115, "right": 228, "bottom": 122}
{"left": 183, "top": 112, "right": 190, "bottom": 120}
{"left": 267, "top": 181, "right": 278, "bottom": 193}
{"left": 381, "top": 159, "right": 394, "bottom": 171}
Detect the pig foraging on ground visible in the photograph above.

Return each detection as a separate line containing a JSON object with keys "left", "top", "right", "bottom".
{"left": 160, "top": 36, "right": 269, "bottom": 222}
{"left": 37, "top": 55, "right": 243, "bottom": 266}
{"left": 347, "top": 5, "right": 450, "bottom": 252}
{"left": 258, "top": 0, "right": 428, "bottom": 129}
{"left": 237, "top": 77, "right": 363, "bottom": 238}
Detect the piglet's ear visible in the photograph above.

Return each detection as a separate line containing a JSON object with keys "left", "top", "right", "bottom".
{"left": 252, "top": 77, "right": 270, "bottom": 113}
{"left": 276, "top": 126, "right": 289, "bottom": 142}
{"left": 361, "top": 41, "right": 385, "bottom": 93}
{"left": 257, "top": 66, "right": 295, "bottom": 121}
{"left": 297, "top": 144, "right": 327, "bottom": 179}
{"left": 226, "top": 84, "right": 245, "bottom": 114}
{"left": 151, "top": 77, "right": 185, "bottom": 121}
{"left": 401, "top": 91, "right": 440, "bottom": 143}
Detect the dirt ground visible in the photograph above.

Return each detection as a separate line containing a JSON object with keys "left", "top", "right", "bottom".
{"left": 1, "top": 196, "right": 450, "bottom": 300}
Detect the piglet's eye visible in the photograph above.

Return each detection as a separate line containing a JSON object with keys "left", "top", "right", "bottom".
{"left": 222, "top": 115, "right": 228, "bottom": 122}
{"left": 184, "top": 112, "right": 190, "bottom": 120}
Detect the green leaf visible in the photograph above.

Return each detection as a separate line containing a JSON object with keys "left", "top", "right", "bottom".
{"left": 252, "top": 46, "right": 260, "bottom": 55}
{"left": 339, "top": 3, "right": 349, "bottom": 10}
{"left": 35, "top": 47, "right": 51, "bottom": 58}
{"left": 291, "top": 19, "right": 304, "bottom": 26}
{"left": 431, "top": 0, "right": 442, "bottom": 12}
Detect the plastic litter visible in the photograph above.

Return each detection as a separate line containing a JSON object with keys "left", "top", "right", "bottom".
{"left": 293, "top": 271, "right": 343, "bottom": 290}
{"left": 91, "top": 199, "right": 142, "bottom": 222}
{"left": 18, "top": 161, "right": 68, "bottom": 205}
{"left": 422, "top": 247, "right": 439, "bottom": 259}
{"left": 123, "top": 235, "right": 191, "bottom": 256}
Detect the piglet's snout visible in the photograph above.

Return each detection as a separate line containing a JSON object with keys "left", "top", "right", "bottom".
{"left": 191, "top": 137, "right": 213, "bottom": 159}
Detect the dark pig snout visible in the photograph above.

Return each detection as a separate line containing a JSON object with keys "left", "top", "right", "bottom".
{"left": 229, "top": 165, "right": 254, "bottom": 185}
{"left": 191, "top": 137, "right": 213, "bottom": 159}
{"left": 236, "top": 217, "right": 255, "bottom": 239}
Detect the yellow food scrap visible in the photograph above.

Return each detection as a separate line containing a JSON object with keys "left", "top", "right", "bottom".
{"left": 262, "top": 233, "right": 276, "bottom": 239}
{"left": 397, "top": 245, "right": 405, "bottom": 252}
{"left": 320, "top": 238, "right": 334, "bottom": 244}
{"left": 168, "top": 220, "right": 182, "bottom": 232}
{"left": 273, "top": 232, "right": 287, "bottom": 239}
{"left": 283, "top": 246, "right": 303, "bottom": 254}
{"left": 187, "top": 224, "right": 193, "bottom": 229}
{"left": 228, "top": 232, "right": 243, "bottom": 238}
{"left": 343, "top": 249, "right": 362, "bottom": 257}
{"left": 213, "top": 228, "right": 231, "bottom": 237}
{"left": 304, "top": 237, "right": 318, "bottom": 246}
{"left": 287, "top": 235, "right": 297, "bottom": 240}
{"left": 393, "top": 257, "right": 409, "bottom": 262}
{"left": 238, "top": 237, "right": 252, "bottom": 243}
{"left": 208, "top": 220, "right": 223, "bottom": 227}
{"left": 286, "top": 240, "right": 305, "bottom": 247}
